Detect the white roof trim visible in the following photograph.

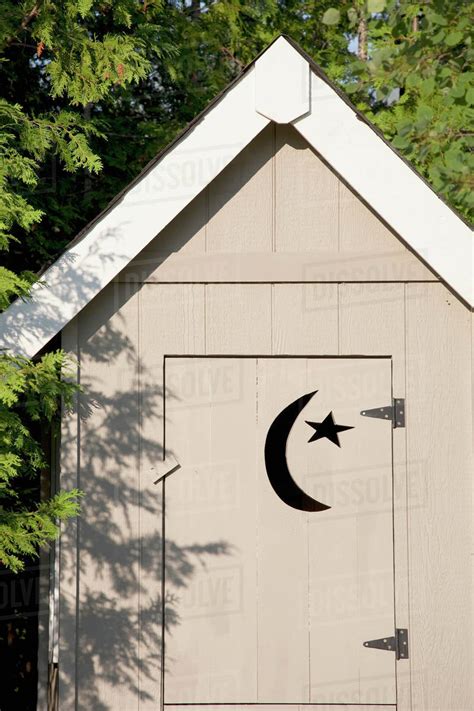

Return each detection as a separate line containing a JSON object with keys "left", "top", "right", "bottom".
{"left": 1, "top": 36, "right": 472, "bottom": 357}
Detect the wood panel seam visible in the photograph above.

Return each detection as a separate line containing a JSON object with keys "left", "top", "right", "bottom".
{"left": 403, "top": 283, "right": 413, "bottom": 711}
{"left": 137, "top": 285, "right": 142, "bottom": 706}
{"left": 117, "top": 281, "right": 439, "bottom": 285}
{"left": 272, "top": 123, "right": 276, "bottom": 253}
{"left": 74, "top": 318, "right": 80, "bottom": 711}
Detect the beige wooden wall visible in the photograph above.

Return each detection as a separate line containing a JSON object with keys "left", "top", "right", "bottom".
{"left": 59, "top": 124, "right": 473, "bottom": 710}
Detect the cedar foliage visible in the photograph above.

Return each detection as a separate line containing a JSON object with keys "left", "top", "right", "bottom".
{"left": 0, "top": 352, "right": 82, "bottom": 571}
{"left": 0, "top": 0, "right": 175, "bottom": 573}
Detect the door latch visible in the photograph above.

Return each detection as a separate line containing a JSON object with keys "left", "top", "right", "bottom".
{"left": 360, "top": 398, "right": 405, "bottom": 428}
{"left": 363, "top": 628, "right": 409, "bottom": 659}
{"left": 152, "top": 454, "right": 181, "bottom": 484}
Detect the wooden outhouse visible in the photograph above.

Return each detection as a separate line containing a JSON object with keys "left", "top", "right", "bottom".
{"left": 2, "top": 36, "right": 473, "bottom": 711}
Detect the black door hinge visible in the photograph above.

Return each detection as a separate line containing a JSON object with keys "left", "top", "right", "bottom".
{"left": 360, "top": 398, "right": 405, "bottom": 428}
{"left": 363, "top": 628, "right": 409, "bottom": 659}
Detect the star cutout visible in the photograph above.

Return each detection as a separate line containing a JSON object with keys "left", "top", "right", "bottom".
{"left": 305, "top": 411, "right": 354, "bottom": 448}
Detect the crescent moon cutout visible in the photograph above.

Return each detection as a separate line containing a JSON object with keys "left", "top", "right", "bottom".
{"left": 264, "top": 391, "right": 331, "bottom": 512}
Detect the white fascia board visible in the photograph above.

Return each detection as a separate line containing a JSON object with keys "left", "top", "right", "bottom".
{"left": 1, "top": 67, "right": 269, "bottom": 357}
{"left": 294, "top": 71, "right": 473, "bottom": 306}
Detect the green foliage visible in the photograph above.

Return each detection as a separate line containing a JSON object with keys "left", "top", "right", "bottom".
{"left": 318, "top": 0, "right": 473, "bottom": 220}
{"left": 0, "top": 0, "right": 164, "bottom": 571}
{"left": 0, "top": 267, "right": 35, "bottom": 310}
{"left": 0, "top": 0, "right": 177, "bottom": 572}
{"left": 0, "top": 350, "right": 82, "bottom": 572}
{"left": 0, "top": 490, "right": 82, "bottom": 572}
{"left": 0, "top": 98, "right": 103, "bottom": 259}
{"left": 365, "top": 0, "right": 473, "bottom": 219}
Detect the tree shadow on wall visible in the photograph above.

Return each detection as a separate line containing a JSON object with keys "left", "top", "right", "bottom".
{"left": 58, "top": 310, "right": 231, "bottom": 710}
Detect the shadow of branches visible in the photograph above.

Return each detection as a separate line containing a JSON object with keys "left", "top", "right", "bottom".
{"left": 58, "top": 292, "right": 231, "bottom": 709}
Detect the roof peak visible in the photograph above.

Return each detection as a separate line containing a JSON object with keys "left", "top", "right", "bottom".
{"left": 1, "top": 36, "right": 471, "bottom": 356}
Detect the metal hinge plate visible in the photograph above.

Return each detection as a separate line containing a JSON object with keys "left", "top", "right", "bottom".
{"left": 360, "top": 398, "right": 405, "bottom": 428}
{"left": 363, "top": 628, "right": 409, "bottom": 659}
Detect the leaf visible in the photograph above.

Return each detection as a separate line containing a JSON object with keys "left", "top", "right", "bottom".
{"left": 445, "top": 31, "right": 463, "bottom": 46}
{"left": 399, "top": 121, "right": 414, "bottom": 137}
{"left": 345, "top": 83, "right": 359, "bottom": 94}
{"left": 444, "top": 150, "right": 464, "bottom": 170}
{"left": 367, "top": 0, "right": 386, "bottom": 13}
{"left": 432, "top": 30, "right": 446, "bottom": 44}
{"left": 428, "top": 13, "right": 448, "bottom": 27}
{"left": 347, "top": 8, "right": 358, "bottom": 25}
{"left": 450, "top": 83, "right": 465, "bottom": 98}
{"left": 392, "top": 134, "right": 410, "bottom": 150}
{"left": 420, "top": 77, "right": 435, "bottom": 96}
{"left": 466, "top": 87, "right": 474, "bottom": 106}
{"left": 322, "top": 8, "right": 340, "bottom": 25}
{"left": 405, "top": 73, "right": 420, "bottom": 89}
{"left": 415, "top": 105, "right": 434, "bottom": 129}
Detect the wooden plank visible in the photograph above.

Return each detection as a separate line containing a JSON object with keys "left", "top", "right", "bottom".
{"left": 406, "top": 283, "right": 473, "bottom": 711}
{"left": 265, "top": 290, "right": 334, "bottom": 701}
{"left": 117, "top": 250, "right": 437, "bottom": 284}
{"left": 58, "top": 317, "right": 80, "bottom": 710}
{"left": 256, "top": 359, "right": 310, "bottom": 702}
{"left": 164, "top": 358, "right": 258, "bottom": 703}
{"left": 304, "top": 358, "right": 395, "bottom": 705}
{"left": 272, "top": 284, "right": 338, "bottom": 355}
{"left": 139, "top": 284, "right": 205, "bottom": 709}
{"left": 339, "top": 283, "right": 405, "bottom": 390}
{"left": 206, "top": 284, "right": 272, "bottom": 354}
{"left": 339, "top": 182, "right": 405, "bottom": 253}
{"left": 74, "top": 283, "right": 140, "bottom": 709}
{"left": 275, "top": 124, "right": 339, "bottom": 252}
{"left": 339, "top": 283, "right": 409, "bottom": 710}
{"left": 206, "top": 125, "right": 274, "bottom": 253}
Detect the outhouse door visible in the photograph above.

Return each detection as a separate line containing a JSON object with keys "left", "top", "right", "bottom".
{"left": 163, "top": 356, "right": 397, "bottom": 707}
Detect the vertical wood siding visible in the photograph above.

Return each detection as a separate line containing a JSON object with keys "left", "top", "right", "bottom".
{"left": 77, "top": 284, "right": 141, "bottom": 710}
{"left": 405, "top": 285, "right": 472, "bottom": 711}
{"left": 58, "top": 318, "right": 80, "bottom": 710}
{"left": 61, "top": 123, "right": 473, "bottom": 711}
{"left": 120, "top": 123, "right": 415, "bottom": 282}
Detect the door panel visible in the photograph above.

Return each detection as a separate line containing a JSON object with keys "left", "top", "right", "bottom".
{"left": 165, "top": 358, "right": 258, "bottom": 703}
{"left": 164, "top": 357, "right": 395, "bottom": 705}
{"left": 256, "top": 359, "right": 310, "bottom": 700}
{"left": 302, "top": 358, "right": 395, "bottom": 703}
